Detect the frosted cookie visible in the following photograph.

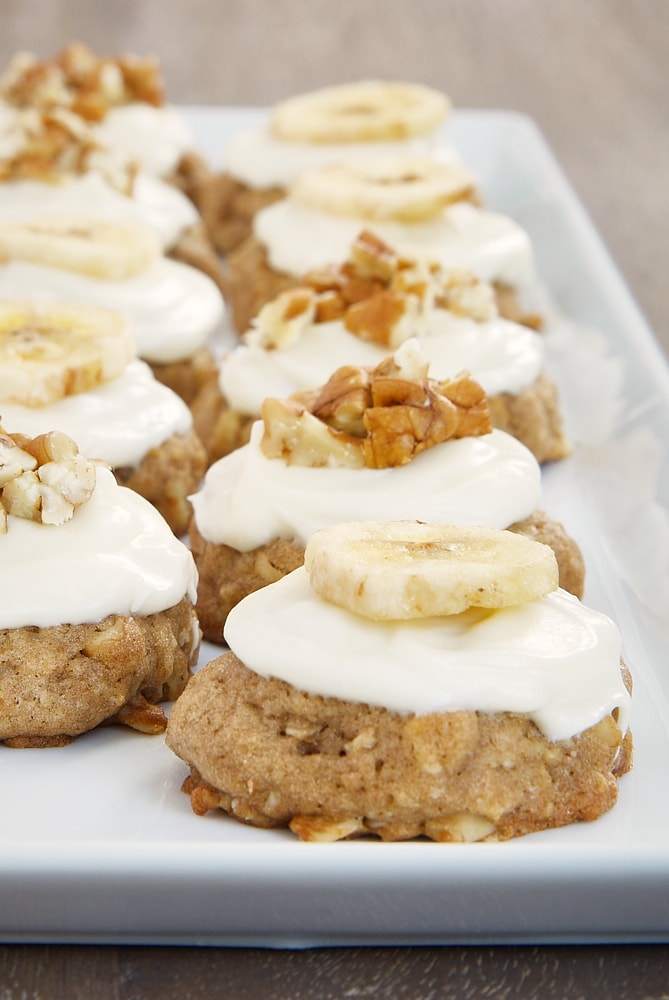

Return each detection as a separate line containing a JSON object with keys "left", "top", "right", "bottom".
{"left": 0, "top": 427, "right": 200, "bottom": 747}
{"left": 196, "top": 80, "right": 452, "bottom": 254}
{"left": 0, "top": 215, "right": 224, "bottom": 402}
{"left": 194, "top": 231, "right": 566, "bottom": 464}
{"left": 0, "top": 103, "right": 224, "bottom": 290}
{"left": 224, "top": 155, "right": 539, "bottom": 333}
{"left": 0, "top": 42, "right": 196, "bottom": 180}
{"left": 189, "top": 342, "right": 583, "bottom": 642}
{"left": 167, "top": 522, "right": 631, "bottom": 842}
{"left": 0, "top": 299, "right": 207, "bottom": 534}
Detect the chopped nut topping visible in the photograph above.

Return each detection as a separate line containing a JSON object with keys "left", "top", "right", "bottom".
{"left": 259, "top": 343, "right": 492, "bottom": 470}
{"left": 348, "top": 229, "right": 402, "bottom": 281}
{"left": 248, "top": 287, "right": 318, "bottom": 349}
{"left": 0, "top": 107, "right": 138, "bottom": 193}
{"left": 260, "top": 397, "right": 365, "bottom": 468}
{"left": 436, "top": 269, "right": 497, "bottom": 322}
{"left": 254, "top": 229, "right": 499, "bottom": 351}
{"left": 344, "top": 289, "right": 421, "bottom": 348}
{"left": 0, "top": 42, "right": 164, "bottom": 119}
{"left": 0, "top": 426, "right": 96, "bottom": 531}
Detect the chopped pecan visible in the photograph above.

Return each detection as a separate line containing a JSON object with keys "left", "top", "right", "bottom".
{"left": 248, "top": 287, "right": 317, "bottom": 349}
{"left": 314, "top": 290, "right": 347, "bottom": 323}
{"left": 0, "top": 107, "right": 137, "bottom": 192}
{"left": 0, "top": 43, "right": 164, "bottom": 117}
{"left": 348, "top": 229, "right": 401, "bottom": 282}
{"left": 436, "top": 270, "right": 498, "bottom": 322}
{"left": 344, "top": 289, "right": 420, "bottom": 348}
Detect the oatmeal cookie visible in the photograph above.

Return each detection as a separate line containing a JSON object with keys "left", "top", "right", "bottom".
{"left": 168, "top": 221, "right": 226, "bottom": 295}
{"left": 196, "top": 172, "right": 284, "bottom": 256}
{"left": 224, "top": 237, "right": 540, "bottom": 335}
{"left": 1, "top": 596, "right": 198, "bottom": 747}
{"left": 190, "top": 370, "right": 568, "bottom": 466}
{"left": 190, "top": 374, "right": 255, "bottom": 465}
{"left": 188, "top": 509, "right": 584, "bottom": 644}
{"left": 189, "top": 518, "right": 303, "bottom": 643}
{"left": 149, "top": 345, "right": 218, "bottom": 407}
{"left": 167, "top": 652, "right": 632, "bottom": 842}
{"left": 115, "top": 427, "right": 206, "bottom": 537}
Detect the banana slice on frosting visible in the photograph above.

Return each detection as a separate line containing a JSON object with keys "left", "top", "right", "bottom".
{"left": 271, "top": 81, "right": 450, "bottom": 144}
{"left": 291, "top": 157, "right": 477, "bottom": 223}
{"left": 304, "top": 521, "right": 559, "bottom": 620}
{"left": 0, "top": 215, "right": 161, "bottom": 281}
{"left": 0, "top": 300, "right": 135, "bottom": 407}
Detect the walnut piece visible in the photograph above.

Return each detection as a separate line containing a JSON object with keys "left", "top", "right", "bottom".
{"left": 253, "top": 229, "right": 499, "bottom": 350}
{"left": 247, "top": 287, "right": 317, "bottom": 349}
{"left": 0, "top": 42, "right": 164, "bottom": 118}
{"left": 260, "top": 397, "right": 365, "bottom": 468}
{"left": 0, "top": 107, "right": 138, "bottom": 193}
{"left": 0, "top": 427, "right": 96, "bottom": 531}
{"left": 259, "top": 343, "right": 492, "bottom": 470}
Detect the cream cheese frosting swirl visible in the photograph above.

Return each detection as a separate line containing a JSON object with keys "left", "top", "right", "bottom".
{"left": 0, "top": 464, "right": 198, "bottom": 629}
{"left": 221, "top": 312, "right": 543, "bottom": 415}
{"left": 225, "top": 126, "right": 451, "bottom": 190}
{"left": 93, "top": 103, "right": 194, "bottom": 176}
{"left": 254, "top": 199, "right": 535, "bottom": 288}
{"left": 1, "top": 360, "right": 193, "bottom": 468}
{"left": 0, "top": 257, "right": 224, "bottom": 364}
{"left": 224, "top": 568, "right": 629, "bottom": 743}
{"left": 191, "top": 422, "right": 542, "bottom": 551}
{"left": 0, "top": 170, "right": 198, "bottom": 249}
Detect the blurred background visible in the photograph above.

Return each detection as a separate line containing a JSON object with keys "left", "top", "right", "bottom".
{"left": 0, "top": 0, "right": 666, "bottom": 353}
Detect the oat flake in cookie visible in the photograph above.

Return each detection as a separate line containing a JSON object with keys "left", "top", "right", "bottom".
{"left": 0, "top": 427, "right": 200, "bottom": 747}
{"left": 167, "top": 522, "right": 632, "bottom": 843}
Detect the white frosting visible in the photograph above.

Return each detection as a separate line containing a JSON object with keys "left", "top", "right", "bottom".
{"left": 191, "top": 423, "right": 541, "bottom": 551}
{"left": 0, "top": 171, "right": 198, "bottom": 249}
{"left": 94, "top": 103, "right": 194, "bottom": 176}
{"left": 254, "top": 199, "right": 536, "bottom": 288}
{"left": 224, "top": 569, "right": 629, "bottom": 743}
{"left": 221, "top": 312, "right": 543, "bottom": 415}
{"left": 0, "top": 257, "right": 224, "bottom": 364}
{"left": 224, "top": 124, "right": 451, "bottom": 189}
{"left": 1, "top": 360, "right": 192, "bottom": 468}
{"left": 0, "top": 465, "right": 197, "bottom": 629}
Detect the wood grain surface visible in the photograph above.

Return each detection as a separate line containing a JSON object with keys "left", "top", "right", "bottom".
{"left": 1, "top": 2, "right": 667, "bottom": 997}
{"left": 0, "top": 0, "right": 666, "bottom": 356}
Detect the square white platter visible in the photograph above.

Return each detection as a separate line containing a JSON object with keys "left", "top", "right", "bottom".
{"left": 2, "top": 107, "right": 669, "bottom": 947}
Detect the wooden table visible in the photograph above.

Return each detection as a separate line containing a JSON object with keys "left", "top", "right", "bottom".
{"left": 1, "top": 1, "right": 668, "bottom": 996}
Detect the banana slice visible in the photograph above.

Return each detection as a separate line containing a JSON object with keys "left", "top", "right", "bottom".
{"left": 304, "top": 521, "right": 559, "bottom": 620}
{"left": 291, "top": 157, "right": 476, "bottom": 223}
{"left": 0, "top": 216, "right": 161, "bottom": 281}
{"left": 271, "top": 81, "right": 450, "bottom": 144}
{"left": 0, "top": 300, "right": 136, "bottom": 407}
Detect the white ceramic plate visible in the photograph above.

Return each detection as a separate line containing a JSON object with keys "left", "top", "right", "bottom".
{"left": 3, "top": 108, "right": 669, "bottom": 947}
